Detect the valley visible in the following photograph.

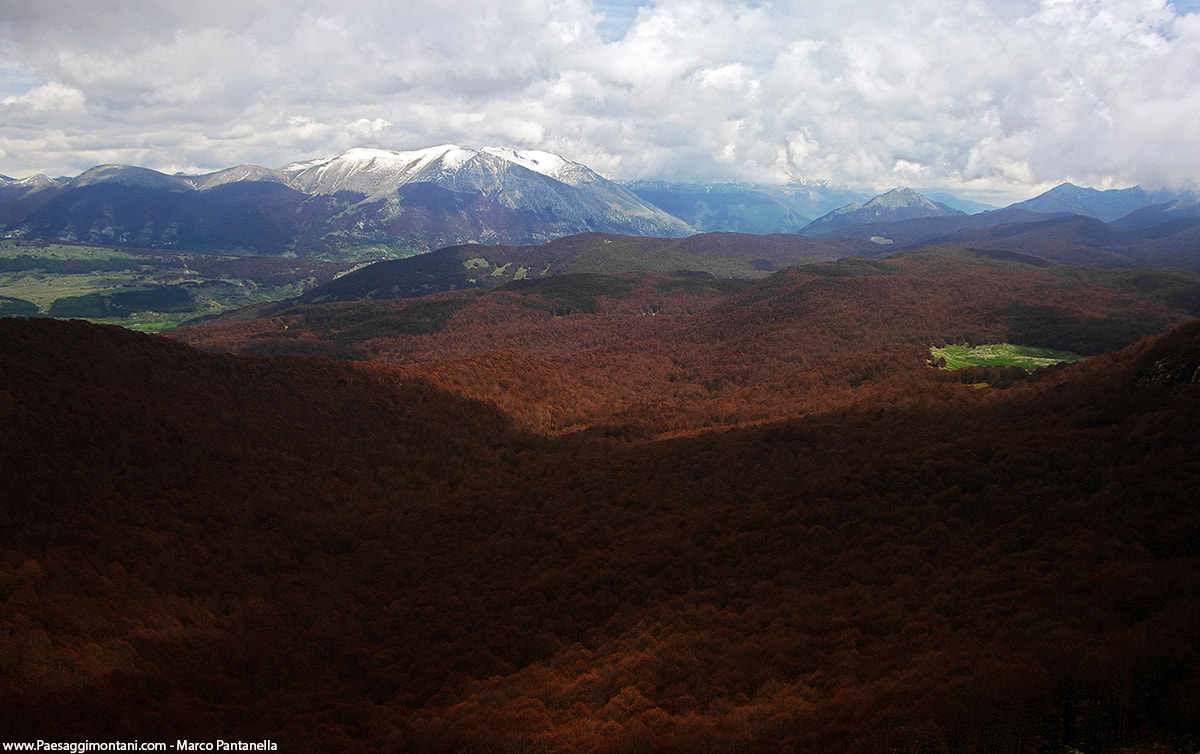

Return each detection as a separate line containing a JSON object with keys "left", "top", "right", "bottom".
{"left": 0, "top": 240, "right": 355, "bottom": 331}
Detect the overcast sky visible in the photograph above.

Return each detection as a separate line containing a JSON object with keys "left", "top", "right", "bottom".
{"left": 2, "top": 0, "right": 1198, "bottom": 203}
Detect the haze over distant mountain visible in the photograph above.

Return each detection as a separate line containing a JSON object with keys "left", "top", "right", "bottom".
{"left": 909, "top": 213, "right": 1200, "bottom": 271}
{"left": 1110, "top": 198, "right": 1200, "bottom": 232}
{"left": 0, "top": 146, "right": 694, "bottom": 258}
{"left": 621, "top": 181, "right": 866, "bottom": 234}
{"left": 918, "top": 191, "right": 998, "bottom": 215}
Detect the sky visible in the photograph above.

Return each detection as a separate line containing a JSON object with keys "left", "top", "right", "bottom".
{"left": 2, "top": 0, "right": 1199, "bottom": 204}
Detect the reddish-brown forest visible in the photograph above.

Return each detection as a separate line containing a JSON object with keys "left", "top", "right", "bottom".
{"left": 3, "top": 248, "right": 1199, "bottom": 752}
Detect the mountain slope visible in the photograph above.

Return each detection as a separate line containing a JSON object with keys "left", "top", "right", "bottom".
{"left": 1111, "top": 198, "right": 1200, "bottom": 232}
{"left": 781, "top": 206, "right": 1063, "bottom": 248}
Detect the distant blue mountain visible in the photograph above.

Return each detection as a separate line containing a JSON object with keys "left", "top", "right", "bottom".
{"left": 622, "top": 181, "right": 865, "bottom": 234}
{"left": 1009, "top": 182, "right": 1193, "bottom": 222}
{"left": 802, "top": 188, "right": 964, "bottom": 235}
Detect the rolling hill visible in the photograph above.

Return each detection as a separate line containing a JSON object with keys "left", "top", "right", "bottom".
{"left": 908, "top": 214, "right": 1200, "bottom": 271}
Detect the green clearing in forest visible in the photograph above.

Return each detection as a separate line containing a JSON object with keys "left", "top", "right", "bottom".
{"left": 0, "top": 240, "right": 324, "bottom": 331}
{"left": 930, "top": 343, "right": 1085, "bottom": 371}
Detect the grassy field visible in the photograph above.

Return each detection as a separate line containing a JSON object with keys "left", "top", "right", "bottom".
{"left": 930, "top": 343, "right": 1085, "bottom": 371}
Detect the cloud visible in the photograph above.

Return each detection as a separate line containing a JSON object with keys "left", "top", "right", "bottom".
{"left": 1, "top": 0, "right": 1197, "bottom": 202}
{"left": 2, "top": 81, "right": 85, "bottom": 112}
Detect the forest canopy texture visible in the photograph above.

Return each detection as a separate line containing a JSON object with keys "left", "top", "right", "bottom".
{"left": 3, "top": 247, "right": 1200, "bottom": 752}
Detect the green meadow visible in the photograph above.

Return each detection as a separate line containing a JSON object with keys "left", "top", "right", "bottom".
{"left": 930, "top": 343, "right": 1085, "bottom": 371}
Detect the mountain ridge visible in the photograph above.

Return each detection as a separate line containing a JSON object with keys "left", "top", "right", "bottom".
{"left": 6, "top": 151, "right": 1197, "bottom": 255}
{"left": 0, "top": 146, "right": 695, "bottom": 257}
{"left": 1008, "top": 181, "right": 1187, "bottom": 222}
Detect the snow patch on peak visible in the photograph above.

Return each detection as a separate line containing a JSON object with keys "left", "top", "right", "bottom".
{"left": 339, "top": 145, "right": 471, "bottom": 172}
{"left": 280, "top": 144, "right": 600, "bottom": 196}
{"left": 279, "top": 155, "right": 329, "bottom": 173}
{"left": 434, "top": 145, "right": 477, "bottom": 172}
{"left": 830, "top": 201, "right": 865, "bottom": 216}
{"left": 189, "top": 164, "right": 289, "bottom": 190}
{"left": 284, "top": 145, "right": 479, "bottom": 196}
{"left": 482, "top": 147, "right": 575, "bottom": 180}
{"left": 9, "top": 173, "right": 56, "bottom": 189}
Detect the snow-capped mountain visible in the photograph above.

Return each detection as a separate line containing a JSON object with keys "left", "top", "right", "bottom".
{"left": 0, "top": 146, "right": 694, "bottom": 256}
{"left": 279, "top": 145, "right": 613, "bottom": 198}
{"left": 482, "top": 147, "right": 577, "bottom": 182}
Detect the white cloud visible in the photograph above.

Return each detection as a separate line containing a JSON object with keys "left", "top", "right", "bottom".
{"left": 1, "top": 81, "right": 86, "bottom": 112}
{"left": 0, "top": 0, "right": 1196, "bottom": 203}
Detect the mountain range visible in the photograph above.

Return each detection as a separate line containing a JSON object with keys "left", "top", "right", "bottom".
{"left": 0, "top": 145, "right": 693, "bottom": 257}
{"left": 3, "top": 146, "right": 1197, "bottom": 262}
{"left": 1006, "top": 182, "right": 1188, "bottom": 221}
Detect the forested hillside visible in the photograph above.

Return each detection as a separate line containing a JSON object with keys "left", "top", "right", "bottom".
{"left": 4, "top": 246, "right": 1200, "bottom": 752}
{"left": 171, "top": 247, "right": 1200, "bottom": 435}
